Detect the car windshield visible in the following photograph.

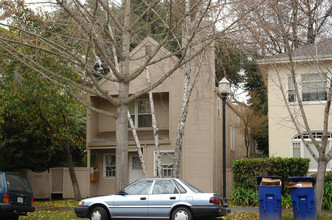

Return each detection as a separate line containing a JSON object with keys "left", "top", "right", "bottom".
{"left": 178, "top": 179, "right": 203, "bottom": 193}
{"left": 5, "top": 174, "right": 32, "bottom": 193}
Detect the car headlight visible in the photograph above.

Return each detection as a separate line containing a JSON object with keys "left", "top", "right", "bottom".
{"left": 79, "top": 201, "right": 85, "bottom": 206}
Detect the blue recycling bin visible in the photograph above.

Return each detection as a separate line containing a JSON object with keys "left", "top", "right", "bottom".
{"left": 257, "top": 176, "right": 282, "bottom": 220}
{"left": 288, "top": 176, "right": 316, "bottom": 220}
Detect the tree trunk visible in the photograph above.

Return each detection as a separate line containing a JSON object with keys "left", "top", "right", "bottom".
{"left": 146, "top": 68, "right": 162, "bottom": 177}
{"left": 115, "top": 0, "right": 130, "bottom": 192}
{"left": 116, "top": 83, "right": 129, "bottom": 191}
{"left": 63, "top": 144, "right": 81, "bottom": 200}
{"left": 316, "top": 156, "right": 327, "bottom": 216}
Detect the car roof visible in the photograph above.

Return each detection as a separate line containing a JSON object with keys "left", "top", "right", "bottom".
{"left": 138, "top": 178, "right": 180, "bottom": 181}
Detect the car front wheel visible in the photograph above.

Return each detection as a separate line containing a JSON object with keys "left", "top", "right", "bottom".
{"left": 171, "top": 207, "right": 193, "bottom": 220}
{"left": 89, "top": 207, "right": 108, "bottom": 220}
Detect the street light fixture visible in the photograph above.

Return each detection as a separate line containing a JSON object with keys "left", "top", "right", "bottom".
{"left": 218, "top": 77, "right": 230, "bottom": 202}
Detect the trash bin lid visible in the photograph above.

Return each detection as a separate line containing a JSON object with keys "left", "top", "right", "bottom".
{"left": 257, "top": 176, "right": 282, "bottom": 185}
{"left": 288, "top": 176, "right": 316, "bottom": 184}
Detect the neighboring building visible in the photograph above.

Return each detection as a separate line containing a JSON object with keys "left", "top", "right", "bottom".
{"left": 85, "top": 36, "right": 246, "bottom": 197}
{"left": 260, "top": 39, "right": 332, "bottom": 172}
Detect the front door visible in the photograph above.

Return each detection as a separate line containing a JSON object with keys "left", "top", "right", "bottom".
{"left": 129, "top": 155, "right": 144, "bottom": 183}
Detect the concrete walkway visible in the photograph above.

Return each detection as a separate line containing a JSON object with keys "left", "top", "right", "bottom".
{"left": 230, "top": 207, "right": 291, "bottom": 213}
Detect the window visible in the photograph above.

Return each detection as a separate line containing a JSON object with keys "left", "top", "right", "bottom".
{"left": 124, "top": 180, "right": 153, "bottom": 195}
{"left": 217, "top": 98, "right": 221, "bottom": 118}
{"left": 154, "top": 151, "right": 174, "bottom": 177}
{"left": 129, "top": 99, "right": 152, "bottom": 128}
{"left": 302, "top": 73, "right": 327, "bottom": 101}
{"left": 291, "top": 132, "right": 332, "bottom": 171}
{"left": 288, "top": 75, "right": 295, "bottom": 102}
{"left": 173, "top": 180, "right": 187, "bottom": 193}
{"left": 104, "top": 153, "right": 116, "bottom": 178}
{"left": 152, "top": 180, "right": 178, "bottom": 194}
{"left": 230, "top": 125, "right": 236, "bottom": 151}
{"left": 292, "top": 142, "right": 300, "bottom": 158}
{"left": 288, "top": 73, "right": 327, "bottom": 102}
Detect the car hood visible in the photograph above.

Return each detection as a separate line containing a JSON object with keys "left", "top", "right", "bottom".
{"left": 81, "top": 194, "right": 116, "bottom": 205}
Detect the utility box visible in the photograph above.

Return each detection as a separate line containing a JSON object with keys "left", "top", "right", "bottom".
{"left": 257, "top": 176, "right": 282, "bottom": 220}
{"left": 287, "top": 177, "right": 316, "bottom": 220}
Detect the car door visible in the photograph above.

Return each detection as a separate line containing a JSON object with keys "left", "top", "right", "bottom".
{"left": 148, "top": 179, "right": 180, "bottom": 218}
{"left": 111, "top": 180, "right": 153, "bottom": 218}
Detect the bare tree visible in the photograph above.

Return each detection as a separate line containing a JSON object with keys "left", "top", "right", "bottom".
{"left": 0, "top": 0, "right": 248, "bottom": 191}
{"left": 235, "top": 0, "right": 332, "bottom": 55}
{"left": 234, "top": 0, "right": 332, "bottom": 215}
{"left": 237, "top": 103, "right": 265, "bottom": 158}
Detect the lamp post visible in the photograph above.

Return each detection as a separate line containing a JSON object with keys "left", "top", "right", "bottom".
{"left": 219, "top": 78, "right": 230, "bottom": 202}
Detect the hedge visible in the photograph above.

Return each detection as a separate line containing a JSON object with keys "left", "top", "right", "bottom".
{"left": 232, "top": 157, "right": 310, "bottom": 190}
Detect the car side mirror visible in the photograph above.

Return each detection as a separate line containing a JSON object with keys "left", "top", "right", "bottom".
{"left": 117, "top": 190, "right": 127, "bottom": 196}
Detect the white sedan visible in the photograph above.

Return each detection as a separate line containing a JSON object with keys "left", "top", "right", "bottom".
{"left": 75, "top": 178, "right": 230, "bottom": 220}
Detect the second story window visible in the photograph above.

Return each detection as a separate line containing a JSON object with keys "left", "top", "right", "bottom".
{"left": 302, "top": 73, "right": 327, "bottom": 102}
{"left": 129, "top": 99, "right": 152, "bottom": 128}
{"left": 287, "top": 75, "right": 296, "bottom": 102}
{"left": 288, "top": 73, "right": 327, "bottom": 103}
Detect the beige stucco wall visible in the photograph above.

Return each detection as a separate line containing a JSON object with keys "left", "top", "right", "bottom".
{"left": 267, "top": 61, "right": 332, "bottom": 157}
{"left": 85, "top": 36, "right": 247, "bottom": 198}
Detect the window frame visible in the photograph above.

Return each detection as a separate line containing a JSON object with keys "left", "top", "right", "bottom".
{"left": 103, "top": 153, "right": 116, "bottom": 179}
{"left": 287, "top": 73, "right": 327, "bottom": 103}
{"left": 152, "top": 179, "right": 179, "bottom": 194}
{"left": 217, "top": 98, "right": 221, "bottom": 118}
{"left": 290, "top": 132, "right": 332, "bottom": 172}
{"left": 154, "top": 150, "right": 175, "bottom": 177}
{"left": 129, "top": 98, "right": 152, "bottom": 129}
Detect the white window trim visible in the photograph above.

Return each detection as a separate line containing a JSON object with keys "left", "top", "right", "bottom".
{"left": 287, "top": 73, "right": 328, "bottom": 104}
{"left": 290, "top": 135, "right": 332, "bottom": 172}
{"left": 153, "top": 150, "right": 174, "bottom": 177}
{"left": 103, "top": 153, "right": 116, "bottom": 179}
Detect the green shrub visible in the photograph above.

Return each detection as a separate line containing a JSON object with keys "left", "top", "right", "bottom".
{"left": 228, "top": 187, "right": 258, "bottom": 207}
{"left": 281, "top": 193, "right": 292, "bottom": 209}
{"left": 311, "top": 171, "right": 332, "bottom": 183}
{"left": 326, "top": 172, "right": 332, "bottom": 182}
{"left": 232, "top": 157, "right": 310, "bottom": 190}
{"left": 323, "top": 182, "right": 332, "bottom": 210}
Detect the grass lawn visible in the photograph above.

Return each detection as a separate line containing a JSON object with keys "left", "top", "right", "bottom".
{"left": 21, "top": 199, "right": 85, "bottom": 220}
{"left": 19, "top": 199, "right": 332, "bottom": 220}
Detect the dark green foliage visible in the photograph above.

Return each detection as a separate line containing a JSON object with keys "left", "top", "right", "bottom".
{"left": 0, "top": 59, "right": 86, "bottom": 172}
{"left": 254, "top": 119, "right": 268, "bottom": 155}
{"left": 228, "top": 187, "right": 258, "bottom": 207}
{"left": 231, "top": 157, "right": 310, "bottom": 208}
{"left": 281, "top": 193, "right": 293, "bottom": 209}
{"left": 215, "top": 40, "right": 268, "bottom": 155}
{"left": 324, "top": 172, "right": 332, "bottom": 182}
{"left": 323, "top": 182, "right": 332, "bottom": 210}
{"left": 232, "top": 157, "right": 310, "bottom": 190}
{"left": 311, "top": 171, "right": 332, "bottom": 183}
{"left": 0, "top": 115, "right": 53, "bottom": 172}
{"left": 215, "top": 40, "right": 244, "bottom": 86}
